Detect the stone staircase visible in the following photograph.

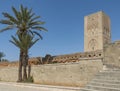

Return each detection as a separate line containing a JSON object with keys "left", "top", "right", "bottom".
{"left": 80, "top": 65, "right": 120, "bottom": 91}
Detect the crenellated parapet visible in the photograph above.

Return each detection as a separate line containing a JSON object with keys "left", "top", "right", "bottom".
{"left": 52, "top": 50, "right": 103, "bottom": 63}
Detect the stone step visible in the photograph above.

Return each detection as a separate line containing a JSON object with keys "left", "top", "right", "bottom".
{"left": 88, "top": 82, "right": 120, "bottom": 88}
{"left": 101, "top": 73, "right": 120, "bottom": 75}
{"left": 85, "top": 85, "right": 120, "bottom": 91}
{"left": 103, "top": 70, "right": 120, "bottom": 72}
{"left": 95, "top": 75, "right": 120, "bottom": 79}
{"left": 103, "top": 65, "right": 120, "bottom": 70}
{"left": 80, "top": 88, "right": 99, "bottom": 91}
{"left": 95, "top": 76, "right": 120, "bottom": 81}
{"left": 101, "top": 70, "right": 120, "bottom": 72}
{"left": 96, "top": 73, "right": 120, "bottom": 76}
{"left": 94, "top": 75, "right": 120, "bottom": 80}
{"left": 80, "top": 66, "right": 120, "bottom": 91}
{"left": 92, "top": 79, "right": 120, "bottom": 84}
{"left": 98, "top": 72, "right": 120, "bottom": 74}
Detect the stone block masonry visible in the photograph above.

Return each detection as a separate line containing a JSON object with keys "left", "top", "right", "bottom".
{"left": 104, "top": 41, "right": 120, "bottom": 68}
{"left": 0, "top": 59, "right": 103, "bottom": 87}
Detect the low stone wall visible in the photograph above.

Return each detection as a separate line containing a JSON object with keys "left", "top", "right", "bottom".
{"left": 0, "top": 59, "right": 103, "bottom": 87}
{"left": 0, "top": 66, "right": 18, "bottom": 82}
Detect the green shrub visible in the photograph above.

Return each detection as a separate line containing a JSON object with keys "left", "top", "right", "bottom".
{"left": 23, "top": 76, "right": 34, "bottom": 83}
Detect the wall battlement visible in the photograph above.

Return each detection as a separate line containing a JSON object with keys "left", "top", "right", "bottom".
{"left": 52, "top": 50, "right": 103, "bottom": 63}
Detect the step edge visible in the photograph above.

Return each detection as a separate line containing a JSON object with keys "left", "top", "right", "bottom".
{"left": 93, "top": 79, "right": 120, "bottom": 82}
{"left": 86, "top": 85, "right": 120, "bottom": 90}
{"left": 89, "top": 82, "right": 120, "bottom": 86}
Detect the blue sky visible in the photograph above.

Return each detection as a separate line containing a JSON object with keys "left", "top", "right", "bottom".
{"left": 0, "top": 0, "right": 120, "bottom": 61}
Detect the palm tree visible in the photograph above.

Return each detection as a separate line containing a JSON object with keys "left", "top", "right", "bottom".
{"left": 0, "top": 52, "right": 5, "bottom": 62}
{"left": 10, "top": 34, "right": 39, "bottom": 81}
{"left": 0, "top": 5, "right": 47, "bottom": 36}
{"left": 0, "top": 5, "right": 47, "bottom": 82}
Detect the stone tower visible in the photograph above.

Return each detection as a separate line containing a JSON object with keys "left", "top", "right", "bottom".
{"left": 84, "top": 11, "right": 111, "bottom": 52}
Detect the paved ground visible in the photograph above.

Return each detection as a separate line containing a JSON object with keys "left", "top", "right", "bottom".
{"left": 0, "top": 82, "right": 81, "bottom": 91}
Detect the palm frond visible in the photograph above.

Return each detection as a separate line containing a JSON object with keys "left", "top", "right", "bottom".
{"left": 0, "top": 20, "right": 13, "bottom": 25}
{"left": 27, "top": 8, "right": 34, "bottom": 20}
{"left": 12, "top": 6, "right": 19, "bottom": 20}
{"left": 28, "top": 21, "right": 42, "bottom": 27}
{"left": 31, "top": 26, "right": 48, "bottom": 31}
{"left": 0, "top": 25, "right": 15, "bottom": 32}
{"left": 23, "top": 7, "right": 28, "bottom": 23}
{"left": 29, "top": 16, "right": 40, "bottom": 23}
{"left": 12, "top": 6, "right": 22, "bottom": 24}
{"left": 28, "top": 30, "right": 34, "bottom": 36}
{"left": 9, "top": 40, "right": 18, "bottom": 48}
{"left": 29, "top": 38, "right": 39, "bottom": 49}
{"left": 28, "top": 8, "right": 32, "bottom": 15}
{"left": 20, "top": 4, "right": 24, "bottom": 17}
{"left": 2, "top": 12, "right": 18, "bottom": 24}
{"left": 33, "top": 31, "right": 43, "bottom": 39}
{"left": 28, "top": 13, "right": 35, "bottom": 21}
{"left": 20, "top": 5, "right": 28, "bottom": 23}
{"left": 10, "top": 36, "right": 21, "bottom": 48}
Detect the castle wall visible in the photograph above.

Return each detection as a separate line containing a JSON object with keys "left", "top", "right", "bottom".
{"left": 104, "top": 41, "right": 120, "bottom": 68}
{"left": 0, "top": 59, "right": 103, "bottom": 87}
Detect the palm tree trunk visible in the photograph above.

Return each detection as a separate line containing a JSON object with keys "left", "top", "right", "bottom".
{"left": 23, "top": 52, "right": 28, "bottom": 81}
{"left": 28, "top": 64, "right": 31, "bottom": 78}
{"left": 23, "top": 65, "right": 27, "bottom": 81}
{"left": 17, "top": 50, "right": 23, "bottom": 82}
